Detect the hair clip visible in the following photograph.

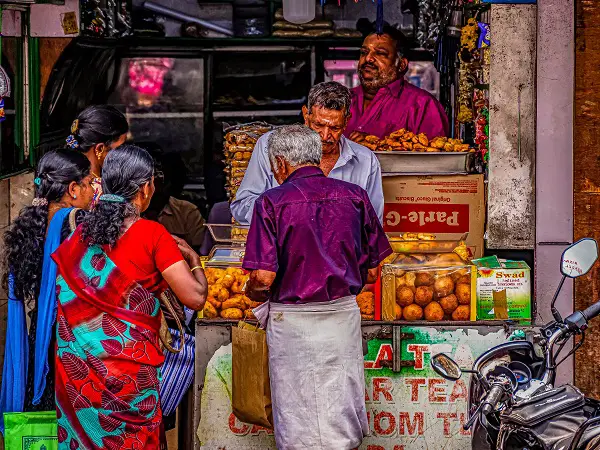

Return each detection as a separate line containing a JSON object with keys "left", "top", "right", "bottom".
{"left": 32, "top": 197, "right": 48, "bottom": 207}
{"left": 66, "top": 135, "right": 79, "bottom": 149}
{"left": 34, "top": 177, "right": 41, "bottom": 186}
{"left": 71, "top": 119, "right": 79, "bottom": 134}
{"left": 99, "top": 194, "right": 126, "bottom": 203}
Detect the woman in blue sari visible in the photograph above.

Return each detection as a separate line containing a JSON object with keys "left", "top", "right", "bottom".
{"left": 0, "top": 149, "right": 95, "bottom": 425}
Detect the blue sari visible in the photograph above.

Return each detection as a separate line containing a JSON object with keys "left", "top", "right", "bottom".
{"left": 0, "top": 207, "right": 72, "bottom": 432}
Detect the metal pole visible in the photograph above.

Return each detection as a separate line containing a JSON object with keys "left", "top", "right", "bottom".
{"left": 142, "top": 1, "right": 234, "bottom": 36}
{"left": 22, "top": 6, "right": 30, "bottom": 159}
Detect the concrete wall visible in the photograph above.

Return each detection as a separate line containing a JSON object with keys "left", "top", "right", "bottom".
{"left": 2, "top": 0, "right": 79, "bottom": 37}
{"left": 487, "top": 4, "right": 537, "bottom": 250}
{"left": 536, "top": 0, "right": 575, "bottom": 385}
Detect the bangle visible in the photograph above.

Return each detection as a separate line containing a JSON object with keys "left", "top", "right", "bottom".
{"left": 190, "top": 265, "right": 203, "bottom": 273}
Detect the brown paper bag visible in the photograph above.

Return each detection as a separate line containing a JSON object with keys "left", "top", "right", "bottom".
{"left": 232, "top": 321, "right": 273, "bottom": 428}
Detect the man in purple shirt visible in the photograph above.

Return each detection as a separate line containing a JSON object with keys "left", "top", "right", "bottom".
{"left": 243, "top": 125, "right": 391, "bottom": 450}
{"left": 346, "top": 25, "right": 449, "bottom": 143}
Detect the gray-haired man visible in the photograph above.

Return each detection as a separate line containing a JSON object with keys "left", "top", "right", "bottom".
{"left": 231, "top": 81, "right": 384, "bottom": 226}
{"left": 243, "top": 125, "right": 392, "bottom": 450}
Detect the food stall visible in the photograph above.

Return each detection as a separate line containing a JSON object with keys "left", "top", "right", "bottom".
{"left": 194, "top": 110, "right": 533, "bottom": 449}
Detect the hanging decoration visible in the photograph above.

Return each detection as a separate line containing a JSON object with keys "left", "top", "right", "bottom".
{"left": 457, "top": 18, "right": 479, "bottom": 123}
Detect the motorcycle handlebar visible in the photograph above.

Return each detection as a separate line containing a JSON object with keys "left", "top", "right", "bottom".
{"left": 583, "top": 301, "right": 600, "bottom": 322}
{"left": 481, "top": 384, "right": 505, "bottom": 416}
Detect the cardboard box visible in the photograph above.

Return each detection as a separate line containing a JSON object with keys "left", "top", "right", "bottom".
{"left": 476, "top": 261, "right": 531, "bottom": 323}
{"left": 382, "top": 174, "right": 486, "bottom": 259}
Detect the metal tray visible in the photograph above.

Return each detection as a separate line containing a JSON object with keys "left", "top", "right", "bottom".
{"left": 375, "top": 151, "right": 476, "bottom": 174}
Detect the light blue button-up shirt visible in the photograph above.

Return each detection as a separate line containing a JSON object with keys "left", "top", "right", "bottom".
{"left": 230, "top": 132, "right": 384, "bottom": 225}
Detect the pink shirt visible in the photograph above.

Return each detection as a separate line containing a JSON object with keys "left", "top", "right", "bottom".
{"left": 345, "top": 79, "right": 449, "bottom": 139}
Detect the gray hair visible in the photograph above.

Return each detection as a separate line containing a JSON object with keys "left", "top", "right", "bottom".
{"left": 307, "top": 81, "right": 352, "bottom": 118}
{"left": 268, "top": 125, "right": 322, "bottom": 171}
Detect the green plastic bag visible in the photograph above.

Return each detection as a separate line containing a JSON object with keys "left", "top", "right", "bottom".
{"left": 4, "top": 411, "right": 57, "bottom": 450}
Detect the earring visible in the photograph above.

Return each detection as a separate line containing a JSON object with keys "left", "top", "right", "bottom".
{"left": 95, "top": 148, "right": 104, "bottom": 160}
{"left": 73, "top": 194, "right": 77, "bottom": 199}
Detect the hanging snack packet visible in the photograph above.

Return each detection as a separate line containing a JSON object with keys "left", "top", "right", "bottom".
{"left": 478, "top": 23, "right": 490, "bottom": 48}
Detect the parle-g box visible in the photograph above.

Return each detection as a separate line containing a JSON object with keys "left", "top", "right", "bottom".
{"left": 382, "top": 175, "right": 485, "bottom": 259}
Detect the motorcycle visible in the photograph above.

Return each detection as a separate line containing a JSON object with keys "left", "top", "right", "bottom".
{"left": 431, "top": 238, "right": 600, "bottom": 450}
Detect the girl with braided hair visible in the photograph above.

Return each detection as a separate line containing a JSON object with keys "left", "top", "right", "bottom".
{"left": 0, "top": 149, "right": 95, "bottom": 423}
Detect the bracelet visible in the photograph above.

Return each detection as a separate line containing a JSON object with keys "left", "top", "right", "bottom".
{"left": 190, "top": 265, "right": 203, "bottom": 273}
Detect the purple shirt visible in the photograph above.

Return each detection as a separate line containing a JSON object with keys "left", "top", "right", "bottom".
{"left": 345, "top": 79, "right": 449, "bottom": 140}
{"left": 242, "top": 166, "right": 392, "bottom": 304}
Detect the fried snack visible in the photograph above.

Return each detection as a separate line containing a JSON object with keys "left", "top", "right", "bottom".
{"left": 430, "top": 137, "right": 446, "bottom": 149}
{"left": 434, "top": 276, "right": 455, "bottom": 298}
{"left": 364, "top": 141, "right": 378, "bottom": 151}
{"left": 396, "top": 286, "right": 415, "bottom": 307}
{"left": 395, "top": 304, "right": 403, "bottom": 320}
{"left": 245, "top": 309, "right": 257, "bottom": 320}
{"left": 457, "top": 274, "right": 472, "bottom": 285}
{"left": 217, "top": 273, "right": 235, "bottom": 289}
{"left": 362, "top": 314, "right": 375, "bottom": 320}
{"left": 207, "top": 296, "right": 222, "bottom": 310}
{"left": 205, "top": 268, "right": 225, "bottom": 284}
{"left": 357, "top": 291, "right": 375, "bottom": 316}
{"left": 203, "top": 301, "right": 218, "bottom": 319}
{"left": 450, "top": 268, "right": 469, "bottom": 282}
{"left": 221, "top": 308, "right": 244, "bottom": 320}
{"left": 439, "top": 294, "right": 459, "bottom": 314}
{"left": 365, "top": 135, "right": 380, "bottom": 144}
{"left": 413, "top": 143, "right": 427, "bottom": 152}
{"left": 389, "top": 129, "right": 406, "bottom": 139}
{"left": 403, "top": 304, "right": 424, "bottom": 321}
{"left": 414, "top": 286, "right": 434, "bottom": 307}
{"left": 424, "top": 302, "right": 444, "bottom": 321}
{"left": 455, "top": 283, "right": 472, "bottom": 305}
{"left": 417, "top": 133, "right": 429, "bottom": 146}
{"left": 415, "top": 272, "right": 435, "bottom": 287}
{"left": 426, "top": 147, "right": 439, "bottom": 152}
{"left": 222, "top": 296, "right": 246, "bottom": 311}
{"left": 452, "top": 305, "right": 471, "bottom": 321}
{"left": 443, "top": 143, "right": 455, "bottom": 152}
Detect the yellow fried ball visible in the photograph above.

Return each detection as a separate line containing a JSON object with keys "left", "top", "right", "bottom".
{"left": 403, "top": 304, "right": 424, "bottom": 321}
{"left": 414, "top": 286, "right": 434, "bottom": 307}
{"left": 455, "top": 283, "right": 471, "bottom": 305}
{"left": 424, "top": 301, "right": 445, "bottom": 321}
{"left": 396, "top": 286, "right": 415, "bottom": 307}
{"left": 439, "top": 294, "right": 459, "bottom": 315}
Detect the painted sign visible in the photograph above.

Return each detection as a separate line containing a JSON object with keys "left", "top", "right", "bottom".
{"left": 197, "top": 326, "right": 508, "bottom": 449}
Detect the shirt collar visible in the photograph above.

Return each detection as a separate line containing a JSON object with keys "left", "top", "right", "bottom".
{"left": 283, "top": 165, "right": 324, "bottom": 184}
{"left": 355, "top": 77, "right": 405, "bottom": 100}
{"left": 334, "top": 135, "right": 358, "bottom": 169}
{"left": 159, "top": 196, "right": 175, "bottom": 216}
{"left": 384, "top": 78, "right": 405, "bottom": 98}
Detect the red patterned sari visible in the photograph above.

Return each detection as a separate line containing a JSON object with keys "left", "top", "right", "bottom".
{"left": 52, "top": 230, "right": 165, "bottom": 450}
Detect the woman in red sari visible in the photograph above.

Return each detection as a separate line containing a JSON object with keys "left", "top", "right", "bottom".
{"left": 52, "top": 145, "right": 207, "bottom": 450}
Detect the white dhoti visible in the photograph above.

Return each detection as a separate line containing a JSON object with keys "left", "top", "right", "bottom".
{"left": 258, "top": 296, "right": 368, "bottom": 450}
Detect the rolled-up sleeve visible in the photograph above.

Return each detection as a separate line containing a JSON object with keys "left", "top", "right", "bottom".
{"left": 230, "top": 134, "right": 275, "bottom": 226}
{"left": 366, "top": 153, "right": 384, "bottom": 224}
{"left": 242, "top": 194, "right": 279, "bottom": 273}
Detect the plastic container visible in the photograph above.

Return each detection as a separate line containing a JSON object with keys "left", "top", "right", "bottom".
{"left": 282, "top": 0, "right": 315, "bottom": 24}
{"left": 381, "top": 262, "right": 477, "bottom": 322}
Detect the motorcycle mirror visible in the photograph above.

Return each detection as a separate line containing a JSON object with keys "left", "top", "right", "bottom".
{"left": 431, "top": 353, "right": 462, "bottom": 381}
{"left": 561, "top": 238, "right": 599, "bottom": 278}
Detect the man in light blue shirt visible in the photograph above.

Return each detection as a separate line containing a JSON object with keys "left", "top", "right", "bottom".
{"left": 231, "top": 81, "right": 384, "bottom": 225}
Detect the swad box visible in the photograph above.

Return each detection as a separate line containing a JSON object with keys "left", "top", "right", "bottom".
{"left": 382, "top": 175, "right": 485, "bottom": 259}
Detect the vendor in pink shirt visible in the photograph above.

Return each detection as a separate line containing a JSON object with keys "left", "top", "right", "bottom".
{"left": 346, "top": 25, "right": 449, "bottom": 143}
